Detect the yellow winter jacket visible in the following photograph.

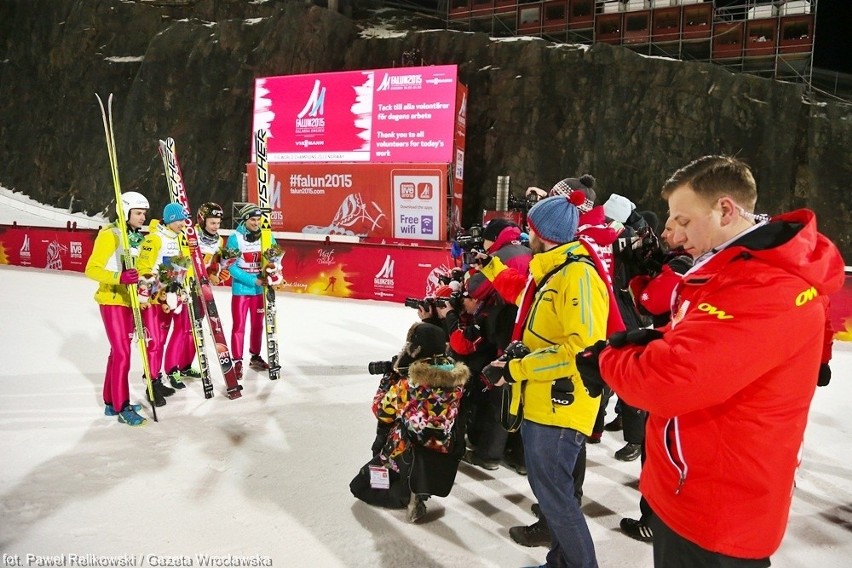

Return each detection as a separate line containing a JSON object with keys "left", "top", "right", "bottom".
{"left": 480, "top": 241, "right": 609, "bottom": 435}
{"left": 136, "top": 220, "right": 183, "bottom": 305}
{"left": 84, "top": 224, "right": 137, "bottom": 307}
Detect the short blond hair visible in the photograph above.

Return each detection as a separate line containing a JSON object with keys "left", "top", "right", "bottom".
{"left": 661, "top": 156, "right": 757, "bottom": 212}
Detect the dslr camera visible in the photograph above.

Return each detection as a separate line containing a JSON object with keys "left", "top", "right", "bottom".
{"left": 616, "top": 224, "right": 666, "bottom": 276}
{"left": 507, "top": 191, "right": 540, "bottom": 213}
{"left": 455, "top": 224, "right": 485, "bottom": 265}
{"left": 368, "top": 355, "right": 398, "bottom": 375}
{"left": 437, "top": 267, "right": 466, "bottom": 287}
{"left": 404, "top": 293, "right": 463, "bottom": 312}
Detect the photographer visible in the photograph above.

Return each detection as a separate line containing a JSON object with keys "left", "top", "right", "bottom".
{"left": 350, "top": 322, "right": 469, "bottom": 523}
{"left": 594, "top": 195, "right": 661, "bottom": 461}
{"left": 576, "top": 155, "right": 844, "bottom": 566}
{"left": 457, "top": 219, "right": 532, "bottom": 474}
{"left": 474, "top": 195, "right": 609, "bottom": 567}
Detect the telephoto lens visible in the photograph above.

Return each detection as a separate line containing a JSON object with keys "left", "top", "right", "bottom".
{"left": 367, "top": 360, "right": 393, "bottom": 375}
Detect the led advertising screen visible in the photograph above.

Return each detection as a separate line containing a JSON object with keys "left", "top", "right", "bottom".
{"left": 253, "top": 65, "right": 459, "bottom": 164}
{"left": 246, "top": 162, "right": 448, "bottom": 241}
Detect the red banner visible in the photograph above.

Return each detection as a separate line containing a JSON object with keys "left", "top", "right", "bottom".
{"left": 277, "top": 239, "right": 455, "bottom": 302}
{"left": 833, "top": 271, "right": 852, "bottom": 341}
{"left": 0, "top": 224, "right": 458, "bottom": 304}
{"left": 246, "top": 162, "right": 448, "bottom": 241}
{"left": 1, "top": 224, "right": 848, "bottom": 330}
{"left": 450, "top": 84, "right": 468, "bottom": 237}
{"left": 0, "top": 224, "right": 97, "bottom": 272}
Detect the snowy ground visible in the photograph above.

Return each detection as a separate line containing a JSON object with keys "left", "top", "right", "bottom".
{"left": 0, "top": 265, "right": 849, "bottom": 567}
{"left": 1, "top": 190, "right": 850, "bottom": 567}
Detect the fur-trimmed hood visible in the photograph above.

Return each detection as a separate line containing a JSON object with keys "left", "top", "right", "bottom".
{"left": 407, "top": 359, "right": 469, "bottom": 389}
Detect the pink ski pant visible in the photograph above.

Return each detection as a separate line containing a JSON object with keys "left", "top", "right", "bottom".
{"left": 164, "top": 307, "right": 195, "bottom": 373}
{"left": 142, "top": 306, "right": 185, "bottom": 377}
{"left": 99, "top": 304, "right": 134, "bottom": 411}
{"left": 230, "top": 294, "right": 264, "bottom": 361}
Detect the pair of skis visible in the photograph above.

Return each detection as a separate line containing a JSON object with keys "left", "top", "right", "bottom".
{"left": 95, "top": 94, "right": 159, "bottom": 421}
{"left": 161, "top": 135, "right": 280, "bottom": 385}
{"left": 253, "top": 129, "right": 282, "bottom": 381}
{"left": 158, "top": 138, "right": 243, "bottom": 399}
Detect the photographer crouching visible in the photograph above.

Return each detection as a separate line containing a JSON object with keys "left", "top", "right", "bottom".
{"left": 350, "top": 322, "right": 469, "bottom": 523}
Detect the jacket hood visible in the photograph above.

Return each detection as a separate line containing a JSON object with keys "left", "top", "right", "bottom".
{"left": 488, "top": 225, "right": 522, "bottom": 252}
{"left": 695, "top": 209, "right": 844, "bottom": 296}
{"left": 407, "top": 359, "right": 470, "bottom": 389}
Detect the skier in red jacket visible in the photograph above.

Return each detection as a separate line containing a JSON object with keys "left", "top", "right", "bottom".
{"left": 577, "top": 155, "right": 845, "bottom": 567}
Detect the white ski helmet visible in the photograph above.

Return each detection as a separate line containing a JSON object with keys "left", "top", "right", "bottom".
{"left": 119, "top": 191, "right": 150, "bottom": 219}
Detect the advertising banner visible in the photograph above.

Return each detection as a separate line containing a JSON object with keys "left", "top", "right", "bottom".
{"left": 246, "top": 163, "right": 448, "bottom": 241}
{"left": 253, "top": 65, "right": 460, "bottom": 164}
{"left": 2, "top": 224, "right": 850, "bottom": 323}
{"left": 450, "top": 83, "right": 468, "bottom": 237}
{"left": 278, "top": 240, "right": 456, "bottom": 303}
{"left": 0, "top": 224, "right": 97, "bottom": 272}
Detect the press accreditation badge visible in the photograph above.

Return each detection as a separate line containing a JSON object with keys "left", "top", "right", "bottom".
{"left": 369, "top": 465, "right": 390, "bottom": 489}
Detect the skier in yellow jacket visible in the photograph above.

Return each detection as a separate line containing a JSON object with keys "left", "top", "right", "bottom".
{"left": 84, "top": 191, "right": 149, "bottom": 427}
{"left": 135, "top": 202, "right": 189, "bottom": 406}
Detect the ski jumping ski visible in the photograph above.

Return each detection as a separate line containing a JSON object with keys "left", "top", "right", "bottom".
{"left": 254, "top": 129, "right": 282, "bottom": 380}
{"left": 157, "top": 141, "right": 213, "bottom": 399}
{"left": 159, "top": 138, "right": 243, "bottom": 399}
{"left": 95, "top": 93, "right": 159, "bottom": 421}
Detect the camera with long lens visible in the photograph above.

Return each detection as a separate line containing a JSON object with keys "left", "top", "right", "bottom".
{"left": 404, "top": 292, "right": 463, "bottom": 312}
{"left": 368, "top": 360, "right": 394, "bottom": 375}
{"left": 455, "top": 224, "right": 484, "bottom": 250}
{"left": 438, "top": 267, "right": 466, "bottom": 287}
{"left": 616, "top": 224, "right": 665, "bottom": 276}
{"left": 508, "top": 192, "right": 540, "bottom": 213}
{"left": 455, "top": 224, "right": 485, "bottom": 265}
{"left": 404, "top": 296, "right": 435, "bottom": 310}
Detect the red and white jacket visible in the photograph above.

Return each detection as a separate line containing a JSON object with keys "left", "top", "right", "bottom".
{"left": 599, "top": 209, "right": 845, "bottom": 559}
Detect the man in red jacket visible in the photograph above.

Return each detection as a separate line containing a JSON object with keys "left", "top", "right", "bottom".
{"left": 576, "top": 155, "right": 845, "bottom": 567}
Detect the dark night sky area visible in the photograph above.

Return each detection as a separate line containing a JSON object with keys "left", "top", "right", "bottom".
{"left": 811, "top": 0, "right": 852, "bottom": 74}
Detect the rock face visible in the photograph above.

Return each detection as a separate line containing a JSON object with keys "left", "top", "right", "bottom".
{"left": 0, "top": 0, "right": 850, "bottom": 258}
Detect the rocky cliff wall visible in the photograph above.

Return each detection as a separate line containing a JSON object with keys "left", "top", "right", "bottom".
{"left": 0, "top": 0, "right": 849, "bottom": 258}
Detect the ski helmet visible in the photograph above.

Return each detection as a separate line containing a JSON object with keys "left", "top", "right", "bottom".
{"left": 119, "top": 191, "right": 149, "bottom": 219}
{"left": 197, "top": 202, "right": 224, "bottom": 226}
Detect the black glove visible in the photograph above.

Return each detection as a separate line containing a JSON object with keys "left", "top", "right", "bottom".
{"left": 469, "top": 251, "right": 492, "bottom": 268}
{"left": 481, "top": 362, "right": 510, "bottom": 385}
{"left": 575, "top": 340, "right": 608, "bottom": 397}
{"left": 667, "top": 254, "right": 694, "bottom": 275}
{"left": 551, "top": 378, "right": 575, "bottom": 406}
{"left": 608, "top": 328, "right": 664, "bottom": 348}
{"left": 817, "top": 363, "right": 831, "bottom": 387}
{"left": 463, "top": 324, "right": 482, "bottom": 342}
{"left": 503, "top": 340, "right": 531, "bottom": 360}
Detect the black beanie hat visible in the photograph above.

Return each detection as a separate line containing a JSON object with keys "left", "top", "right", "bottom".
{"left": 482, "top": 218, "right": 518, "bottom": 243}
{"left": 396, "top": 322, "right": 448, "bottom": 369}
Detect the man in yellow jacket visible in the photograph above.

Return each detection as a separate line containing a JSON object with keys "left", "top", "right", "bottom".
{"left": 477, "top": 194, "right": 609, "bottom": 568}
{"left": 84, "top": 191, "right": 150, "bottom": 427}
{"left": 136, "top": 202, "right": 189, "bottom": 406}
